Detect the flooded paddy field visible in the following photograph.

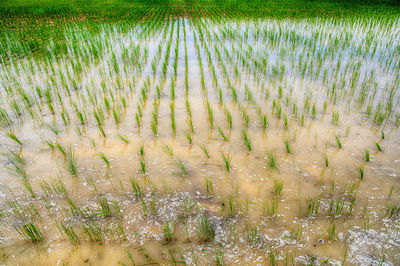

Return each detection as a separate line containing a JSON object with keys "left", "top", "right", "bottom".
{"left": 0, "top": 2, "right": 400, "bottom": 265}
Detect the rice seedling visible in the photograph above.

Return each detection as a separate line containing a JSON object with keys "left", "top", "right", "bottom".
{"left": 139, "top": 158, "right": 146, "bottom": 175}
{"left": 247, "top": 226, "right": 262, "bottom": 246}
{"left": 149, "top": 197, "right": 157, "bottom": 216}
{"left": 375, "top": 142, "right": 382, "bottom": 152}
{"left": 311, "top": 104, "right": 317, "bottom": 119}
{"left": 334, "top": 198, "right": 345, "bottom": 217}
{"left": 335, "top": 136, "right": 342, "bottom": 149}
{"left": 99, "top": 197, "right": 112, "bottom": 217}
{"left": 177, "top": 160, "right": 188, "bottom": 176}
{"left": 66, "top": 196, "right": 90, "bottom": 218}
{"left": 284, "top": 139, "right": 291, "bottom": 153}
{"left": 51, "top": 178, "right": 68, "bottom": 198}
{"left": 242, "top": 109, "right": 250, "bottom": 128}
{"left": 263, "top": 198, "right": 279, "bottom": 217}
{"left": 170, "top": 102, "right": 176, "bottom": 134}
{"left": 115, "top": 220, "right": 126, "bottom": 240}
{"left": 56, "top": 143, "right": 66, "bottom": 156}
{"left": 136, "top": 114, "right": 141, "bottom": 129}
{"left": 162, "top": 145, "right": 174, "bottom": 157}
{"left": 306, "top": 197, "right": 321, "bottom": 217}
{"left": 385, "top": 204, "right": 400, "bottom": 218}
{"left": 141, "top": 198, "right": 148, "bottom": 216}
{"left": 216, "top": 248, "right": 224, "bottom": 266}
{"left": 327, "top": 223, "right": 336, "bottom": 241}
{"left": 261, "top": 114, "right": 268, "bottom": 129}
{"left": 75, "top": 126, "right": 83, "bottom": 137}
{"left": 218, "top": 127, "right": 228, "bottom": 142}
{"left": 273, "top": 179, "right": 283, "bottom": 197}
{"left": 183, "top": 197, "right": 195, "bottom": 218}
{"left": 65, "top": 147, "right": 78, "bottom": 177}
{"left": 283, "top": 115, "right": 289, "bottom": 129}
{"left": 266, "top": 152, "right": 278, "bottom": 172}
{"left": 6, "top": 132, "right": 22, "bottom": 146}
{"left": 364, "top": 212, "right": 371, "bottom": 232}
{"left": 388, "top": 185, "right": 395, "bottom": 200}
{"left": 117, "top": 134, "right": 130, "bottom": 144}
{"left": 225, "top": 108, "right": 233, "bottom": 129}
{"left": 289, "top": 225, "right": 303, "bottom": 242}
{"left": 151, "top": 101, "right": 159, "bottom": 137}
{"left": 186, "top": 130, "right": 193, "bottom": 144}
{"left": 40, "top": 179, "right": 52, "bottom": 197}
{"left": 151, "top": 120, "right": 158, "bottom": 136}
{"left": 300, "top": 113, "right": 305, "bottom": 127}
{"left": 242, "top": 130, "right": 251, "bottom": 151}
{"left": 81, "top": 221, "right": 103, "bottom": 242}
{"left": 76, "top": 109, "right": 87, "bottom": 125}
{"left": 7, "top": 200, "right": 39, "bottom": 218}
{"left": 163, "top": 221, "right": 175, "bottom": 243}
{"left": 7, "top": 149, "right": 25, "bottom": 166}
{"left": 170, "top": 79, "right": 175, "bottom": 101}
{"left": 55, "top": 221, "right": 80, "bottom": 244}
{"left": 222, "top": 195, "right": 236, "bottom": 217}
{"left": 330, "top": 178, "right": 336, "bottom": 195}
{"left": 197, "top": 213, "right": 214, "bottom": 242}
{"left": 328, "top": 199, "right": 335, "bottom": 216}
{"left": 200, "top": 143, "right": 210, "bottom": 158}
{"left": 358, "top": 166, "right": 364, "bottom": 180}
{"left": 205, "top": 178, "right": 213, "bottom": 195}
{"left": 14, "top": 222, "right": 43, "bottom": 243}
{"left": 46, "top": 123, "right": 63, "bottom": 135}
{"left": 130, "top": 178, "right": 142, "bottom": 197}
{"left": 365, "top": 149, "right": 370, "bottom": 162}
{"left": 99, "top": 152, "right": 110, "bottom": 168}
{"left": 221, "top": 152, "right": 231, "bottom": 172}
{"left": 332, "top": 111, "right": 339, "bottom": 126}
{"left": 139, "top": 144, "right": 145, "bottom": 157}
{"left": 269, "top": 249, "right": 278, "bottom": 265}
{"left": 20, "top": 176, "right": 35, "bottom": 198}
{"left": 99, "top": 126, "right": 106, "bottom": 137}
{"left": 348, "top": 196, "right": 356, "bottom": 216}
{"left": 206, "top": 100, "right": 214, "bottom": 129}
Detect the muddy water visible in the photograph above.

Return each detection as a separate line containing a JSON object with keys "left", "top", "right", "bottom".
{"left": 0, "top": 18, "right": 399, "bottom": 265}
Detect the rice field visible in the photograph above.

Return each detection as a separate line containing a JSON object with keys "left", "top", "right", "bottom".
{"left": 1, "top": 0, "right": 400, "bottom": 265}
